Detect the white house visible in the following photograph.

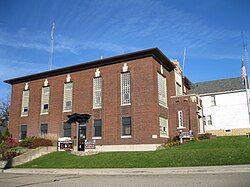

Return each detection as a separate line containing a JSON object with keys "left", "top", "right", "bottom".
{"left": 191, "top": 77, "right": 250, "bottom": 136}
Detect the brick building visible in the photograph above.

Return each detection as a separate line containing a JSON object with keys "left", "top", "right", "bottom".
{"left": 4, "top": 48, "right": 204, "bottom": 151}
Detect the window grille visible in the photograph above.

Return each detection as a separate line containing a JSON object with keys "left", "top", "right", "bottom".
{"left": 121, "top": 72, "right": 131, "bottom": 105}
{"left": 63, "top": 82, "right": 73, "bottom": 111}
{"left": 41, "top": 87, "right": 50, "bottom": 113}
{"left": 93, "top": 77, "right": 102, "bottom": 108}
{"left": 157, "top": 73, "right": 167, "bottom": 107}
{"left": 159, "top": 117, "right": 168, "bottom": 137}
{"left": 21, "top": 90, "right": 30, "bottom": 116}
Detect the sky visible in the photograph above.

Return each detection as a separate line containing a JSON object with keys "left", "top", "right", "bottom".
{"left": 0, "top": 0, "right": 250, "bottom": 102}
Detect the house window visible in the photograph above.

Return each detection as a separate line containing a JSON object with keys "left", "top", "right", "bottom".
{"left": 20, "top": 125, "right": 27, "bottom": 139}
{"left": 21, "top": 90, "right": 30, "bottom": 116}
{"left": 122, "top": 117, "right": 132, "bottom": 136}
{"left": 121, "top": 72, "right": 131, "bottom": 105}
{"left": 157, "top": 73, "right": 167, "bottom": 107}
{"left": 176, "top": 83, "right": 182, "bottom": 96}
{"left": 178, "top": 111, "right": 184, "bottom": 127}
{"left": 63, "top": 82, "right": 73, "bottom": 111}
{"left": 63, "top": 122, "right": 71, "bottom": 137}
{"left": 207, "top": 115, "right": 212, "bottom": 125}
{"left": 159, "top": 117, "right": 168, "bottom": 138}
{"left": 211, "top": 95, "right": 216, "bottom": 106}
{"left": 93, "top": 119, "right": 102, "bottom": 137}
{"left": 41, "top": 86, "right": 50, "bottom": 114}
{"left": 93, "top": 77, "right": 102, "bottom": 108}
{"left": 40, "top": 123, "right": 48, "bottom": 135}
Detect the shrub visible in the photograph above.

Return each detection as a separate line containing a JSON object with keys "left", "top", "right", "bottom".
{"left": 198, "top": 133, "right": 212, "bottom": 140}
{"left": 36, "top": 133, "right": 58, "bottom": 146}
{"left": 32, "top": 138, "right": 53, "bottom": 149}
{"left": 4, "top": 127, "right": 10, "bottom": 141}
{"left": 0, "top": 130, "right": 3, "bottom": 143}
{"left": 19, "top": 137, "right": 34, "bottom": 148}
{"left": 0, "top": 136, "right": 20, "bottom": 161}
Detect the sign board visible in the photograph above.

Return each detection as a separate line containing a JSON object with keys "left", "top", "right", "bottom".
{"left": 85, "top": 140, "right": 96, "bottom": 149}
{"left": 179, "top": 131, "right": 193, "bottom": 139}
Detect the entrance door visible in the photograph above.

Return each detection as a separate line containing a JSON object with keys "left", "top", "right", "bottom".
{"left": 78, "top": 122, "right": 86, "bottom": 151}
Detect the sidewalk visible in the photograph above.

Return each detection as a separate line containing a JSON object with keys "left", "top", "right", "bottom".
{"left": 2, "top": 165, "right": 250, "bottom": 175}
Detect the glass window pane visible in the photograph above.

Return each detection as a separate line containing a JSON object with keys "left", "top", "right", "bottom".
{"left": 122, "top": 117, "right": 131, "bottom": 136}
{"left": 93, "top": 119, "right": 102, "bottom": 137}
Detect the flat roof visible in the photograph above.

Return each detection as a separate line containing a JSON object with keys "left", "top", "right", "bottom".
{"left": 4, "top": 48, "right": 175, "bottom": 85}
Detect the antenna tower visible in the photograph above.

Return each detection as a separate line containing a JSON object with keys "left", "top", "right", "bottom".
{"left": 49, "top": 22, "right": 55, "bottom": 70}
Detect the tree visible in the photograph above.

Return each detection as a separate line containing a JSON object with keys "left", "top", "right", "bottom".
{"left": 0, "top": 100, "right": 10, "bottom": 127}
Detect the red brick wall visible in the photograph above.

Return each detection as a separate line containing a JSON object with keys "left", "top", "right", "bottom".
{"left": 8, "top": 56, "right": 201, "bottom": 146}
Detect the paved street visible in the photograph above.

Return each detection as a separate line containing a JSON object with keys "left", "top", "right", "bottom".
{"left": 1, "top": 172, "right": 250, "bottom": 187}
{"left": 1, "top": 165, "right": 250, "bottom": 187}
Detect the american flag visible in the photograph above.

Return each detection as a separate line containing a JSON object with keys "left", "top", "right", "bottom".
{"left": 242, "top": 57, "right": 247, "bottom": 86}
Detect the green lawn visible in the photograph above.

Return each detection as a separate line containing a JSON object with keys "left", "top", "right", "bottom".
{"left": 16, "top": 136, "right": 250, "bottom": 168}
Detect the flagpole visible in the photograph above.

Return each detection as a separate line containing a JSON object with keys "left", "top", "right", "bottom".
{"left": 49, "top": 22, "right": 55, "bottom": 70}
{"left": 242, "top": 57, "right": 250, "bottom": 125}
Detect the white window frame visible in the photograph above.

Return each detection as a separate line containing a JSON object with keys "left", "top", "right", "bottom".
{"left": 121, "top": 72, "right": 131, "bottom": 106}
{"left": 93, "top": 77, "right": 102, "bottom": 109}
{"left": 41, "top": 86, "right": 50, "bottom": 114}
{"left": 93, "top": 119, "right": 102, "bottom": 139}
{"left": 211, "top": 95, "right": 216, "bottom": 106}
{"left": 157, "top": 73, "right": 167, "bottom": 107}
{"left": 176, "top": 82, "right": 182, "bottom": 96}
{"left": 206, "top": 115, "right": 213, "bottom": 125}
{"left": 178, "top": 111, "right": 184, "bottom": 127}
{"left": 121, "top": 117, "right": 132, "bottom": 138}
{"left": 159, "top": 117, "right": 169, "bottom": 138}
{"left": 21, "top": 90, "right": 30, "bottom": 116}
{"left": 63, "top": 82, "right": 73, "bottom": 112}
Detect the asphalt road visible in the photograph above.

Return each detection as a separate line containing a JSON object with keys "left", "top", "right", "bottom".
{"left": 0, "top": 172, "right": 250, "bottom": 187}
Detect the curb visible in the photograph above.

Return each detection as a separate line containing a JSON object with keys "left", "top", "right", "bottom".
{"left": 3, "top": 165, "right": 250, "bottom": 175}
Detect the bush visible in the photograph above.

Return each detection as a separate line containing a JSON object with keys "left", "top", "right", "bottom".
{"left": 32, "top": 138, "right": 53, "bottom": 149}
{"left": 0, "top": 130, "right": 3, "bottom": 143}
{"left": 4, "top": 127, "right": 10, "bottom": 141}
{"left": 198, "top": 133, "right": 212, "bottom": 140}
{"left": 36, "top": 133, "right": 58, "bottom": 146}
{"left": 19, "top": 137, "right": 34, "bottom": 148}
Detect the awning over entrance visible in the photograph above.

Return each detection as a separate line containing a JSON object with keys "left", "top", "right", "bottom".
{"left": 66, "top": 113, "right": 91, "bottom": 123}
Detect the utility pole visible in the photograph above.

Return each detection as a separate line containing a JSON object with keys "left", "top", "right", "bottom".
{"left": 49, "top": 22, "right": 55, "bottom": 70}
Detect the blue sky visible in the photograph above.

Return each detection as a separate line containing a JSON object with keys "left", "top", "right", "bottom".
{"left": 0, "top": 0, "right": 250, "bottom": 102}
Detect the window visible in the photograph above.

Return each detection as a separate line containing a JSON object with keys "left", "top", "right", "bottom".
{"left": 21, "top": 90, "right": 30, "bottom": 116}
{"left": 211, "top": 95, "right": 216, "bottom": 106}
{"left": 93, "top": 119, "right": 102, "bottom": 137}
{"left": 20, "top": 125, "right": 27, "bottom": 139}
{"left": 93, "top": 77, "right": 102, "bottom": 108}
{"left": 122, "top": 117, "right": 132, "bottom": 136}
{"left": 63, "top": 122, "right": 71, "bottom": 137}
{"left": 40, "top": 123, "right": 48, "bottom": 135}
{"left": 207, "top": 115, "right": 212, "bottom": 125}
{"left": 63, "top": 82, "right": 73, "bottom": 111}
{"left": 121, "top": 72, "right": 131, "bottom": 105}
{"left": 157, "top": 73, "right": 167, "bottom": 107}
{"left": 176, "top": 83, "right": 182, "bottom": 96}
{"left": 159, "top": 117, "right": 168, "bottom": 138}
{"left": 178, "top": 111, "right": 184, "bottom": 127}
{"left": 41, "top": 87, "right": 50, "bottom": 114}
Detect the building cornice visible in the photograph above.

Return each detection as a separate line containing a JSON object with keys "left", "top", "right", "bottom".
{"left": 4, "top": 48, "right": 175, "bottom": 85}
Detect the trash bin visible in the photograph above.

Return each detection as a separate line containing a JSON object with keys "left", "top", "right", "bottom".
{"left": 58, "top": 137, "right": 73, "bottom": 151}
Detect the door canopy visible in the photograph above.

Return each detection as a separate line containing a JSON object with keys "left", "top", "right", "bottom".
{"left": 67, "top": 113, "right": 91, "bottom": 123}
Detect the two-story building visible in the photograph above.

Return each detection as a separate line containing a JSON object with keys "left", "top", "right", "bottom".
{"left": 4, "top": 48, "right": 204, "bottom": 151}
{"left": 191, "top": 77, "right": 250, "bottom": 136}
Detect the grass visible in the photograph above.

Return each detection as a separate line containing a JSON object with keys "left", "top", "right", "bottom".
{"left": 16, "top": 136, "right": 250, "bottom": 168}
